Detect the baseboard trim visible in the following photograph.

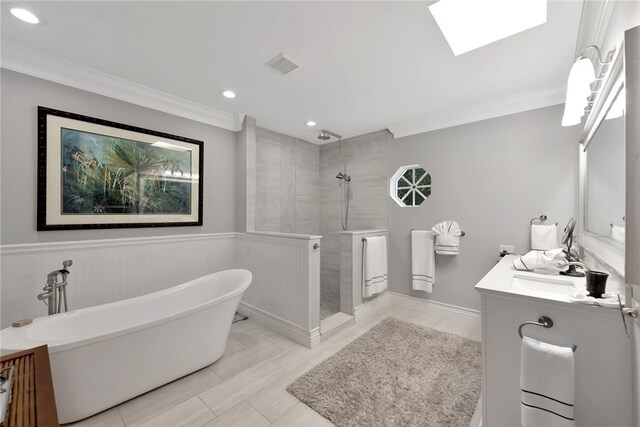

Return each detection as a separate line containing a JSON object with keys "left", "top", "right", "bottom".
{"left": 354, "top": 292, "right": 390, "bottom": 320}
{"left": 387, "top": 292, "right": 481, "bottom": 320}
{"left": 237, "top": 301, "right": 320, "bottom": 349}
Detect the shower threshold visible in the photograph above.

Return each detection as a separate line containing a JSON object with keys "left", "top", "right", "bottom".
{"left": 320, "top": 312, "right": 354, "bottom": 336}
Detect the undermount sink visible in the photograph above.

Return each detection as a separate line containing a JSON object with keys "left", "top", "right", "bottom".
{"left": 510, "top": 273, "right": 575, "bottom": 296}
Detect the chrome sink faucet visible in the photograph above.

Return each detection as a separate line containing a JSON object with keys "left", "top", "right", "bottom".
{"left": 37, "top": 260, "right": 73, "bottom": 315}
{"left": 558, "top": 261, "right": 592, "bottom": 272}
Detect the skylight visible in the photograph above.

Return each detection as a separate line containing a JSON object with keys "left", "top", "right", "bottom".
{"left": 429, "top": 0, "right": 547, "bottom": 56}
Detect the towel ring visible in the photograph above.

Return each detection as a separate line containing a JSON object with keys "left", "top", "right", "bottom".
{"left": 530, "top": 215, "right": 548, "bottom": 225}
{"left": 529, "top": 215, "right": 558, "bottom": 226}
{"left": 518, "top": 316, "right": 577, "bottom": 352}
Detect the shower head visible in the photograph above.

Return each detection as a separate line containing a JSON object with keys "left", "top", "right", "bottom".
{"left": 318, "top": 131, "right": 331, "bottom": 141}
{"left": 318, "top": 129, "right": 342, "bottom": 141}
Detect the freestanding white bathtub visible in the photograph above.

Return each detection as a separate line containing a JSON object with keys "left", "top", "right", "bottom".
{"left": 0, "top": 269, "right": 252, "bottom": 424}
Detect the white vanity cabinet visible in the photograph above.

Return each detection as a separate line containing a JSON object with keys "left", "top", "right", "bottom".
{"left": 476, "top": 257, "right": 632, "bottom": 427}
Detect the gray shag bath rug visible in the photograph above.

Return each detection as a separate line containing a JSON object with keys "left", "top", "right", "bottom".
{"left": 287, "top": 317, "right": 481, "bottom": 427}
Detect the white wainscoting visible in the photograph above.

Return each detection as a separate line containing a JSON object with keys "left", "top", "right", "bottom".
{"left": 236, "top": 232, "right": 321, "bottom": 348}
{"left": 0, "top": 233, "right": 237, "bottom": 328}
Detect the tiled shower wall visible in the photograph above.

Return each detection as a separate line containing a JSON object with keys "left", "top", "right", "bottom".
{"left": 253, "top": 126, "right": 320, "bottom": 235}
{"left": 319, "top": 130, "right": 391, "bottom": 316}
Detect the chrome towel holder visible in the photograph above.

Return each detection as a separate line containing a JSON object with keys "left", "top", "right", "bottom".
{"left": 530, "top": 214, "right": 558, "bottom": 226}
{"left": 518, "top": 316, "right": 577, "bottom": 352}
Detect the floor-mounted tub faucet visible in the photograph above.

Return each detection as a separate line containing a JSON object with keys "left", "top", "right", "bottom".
{"left": 37, "top": 260, "right": 73, "bottom": 315}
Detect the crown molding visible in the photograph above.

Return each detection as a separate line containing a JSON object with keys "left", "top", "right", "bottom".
{"left": 1, "top": 42, "right": 243, "bottom": 132}
{"left": 387, "top": 85, "right": 566, "bottom": 139}
{"left": 573, "top": 0, "right": 615, "bottom": 60}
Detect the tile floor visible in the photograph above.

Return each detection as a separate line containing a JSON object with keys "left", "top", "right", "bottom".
{"left": 67, "top": 300, "right": 481, "bottom": 427}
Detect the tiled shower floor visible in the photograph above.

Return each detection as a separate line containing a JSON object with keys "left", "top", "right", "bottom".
{"left": 320, "top": 287, "right": 340, "bottom": 320}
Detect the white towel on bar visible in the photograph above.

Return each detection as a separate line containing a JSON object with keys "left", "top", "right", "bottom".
{"left": 513, "top": 249, "right": 566, "bottom": 273}
{"left": 411, "top": 230, "right": 435, "bottom": 293}
{"left": 531, "top": 224, "right": 558, "bottom": 250}
{"left": 362, "top": 236, "right": 387, "bottom": 298}
{"left": 611, "top": 225, "right": 625, "bottom": 243}
{"left": 431, "top": 220, "right": 463, "bottom": 255}
{"left": 521, "top": 336, "right": 575, "bottom": 427}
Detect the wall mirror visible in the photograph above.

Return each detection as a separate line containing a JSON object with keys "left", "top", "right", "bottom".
{"left": 578, "top": 39, "right": 626, "bottom": 277}
{"left": 585, "top": 85, "right": 625, "bottom": 243}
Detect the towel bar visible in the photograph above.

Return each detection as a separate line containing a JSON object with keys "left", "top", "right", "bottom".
{"left": 518, "top": 316, "right": 577, "bottom": 352}
{"left": 410, "top": 228, "right": 466, "bottom": 236}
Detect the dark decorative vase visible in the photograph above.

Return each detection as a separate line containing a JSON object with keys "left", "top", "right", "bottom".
{"left": 585, "top": 271, "right": 609, "bottom": 298}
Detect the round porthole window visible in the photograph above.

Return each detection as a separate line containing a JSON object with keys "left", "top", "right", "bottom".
{"left": 390, "top": 164, "right": 431, "bottom": 207}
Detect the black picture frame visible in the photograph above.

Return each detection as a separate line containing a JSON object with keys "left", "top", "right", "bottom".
{"left": 37, "top": 106, "right": 204, "bottom": 230}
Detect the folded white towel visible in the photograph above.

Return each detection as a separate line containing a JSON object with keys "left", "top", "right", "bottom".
{"left": 362, "top": 236, "right": 387, "bottom": 298}
{"left": 569, "top": 289, "right": 621, "bottom": 308}
{"left": 521, "top": 337, "right": 575, "bottom": 427}
{"left": 531, "top": 224, "right": 558, "bottom": 250}
{"left": 611, "top": 225, "right": 625, "bottom": 243}
{"left": 431, "top": 220, "right": 463, "bottom": 255}
{"left": 513, "top": 249, "right": 566, "bottom": 272}
{"left": 411, "top": 230, "right": 435, "bottom": 293}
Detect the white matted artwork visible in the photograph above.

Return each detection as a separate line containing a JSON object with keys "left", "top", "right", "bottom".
{"left": 37, "top": 106, "right": 203, "bottom": 230}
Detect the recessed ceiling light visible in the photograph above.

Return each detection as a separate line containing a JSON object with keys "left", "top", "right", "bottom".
{"left": 221, "top": 90, "right": 236, "bottom": 99}
{"left": 10, "top": 7, "right": 40, "bottom": 24}
{"left": 429, "top": 0, "right": 547, "bottom": 56}
{"left": 305, "top": 121, "right": 317, "bottom": 127}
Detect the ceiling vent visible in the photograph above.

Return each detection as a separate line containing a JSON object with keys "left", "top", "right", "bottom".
{"left": 265, "top": 53, "right": 301, "bottom": 75}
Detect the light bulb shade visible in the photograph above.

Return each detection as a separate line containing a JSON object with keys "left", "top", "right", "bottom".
{"left": 561, "top": 110, "right": 582, "bottom": 127}
{"left": 568, "top": 58, "right": 596, "bottom": 89}
{"left": 561, "top": 57, "right": 596, "bottom": 127}
{"left": 562, "top": 88, "right": 587, "bottom": 127}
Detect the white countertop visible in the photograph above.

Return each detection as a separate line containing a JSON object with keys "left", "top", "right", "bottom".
{"left": 475, "top": 255, "right": 623, "bottom": 314}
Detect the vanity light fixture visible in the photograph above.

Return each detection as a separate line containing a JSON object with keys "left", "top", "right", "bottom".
{"left": 10, "top": 7, "right": 40, "bottom": 24}
{"left": 428, "top": 0, "right": 547, "bottom": 56}
{"left": 221, "top": 90, "right": 236, "bottom": 99}
{"left": 562, "top": 45, "right": 615, "bottom": 127}
{"left": 305, "top": 121, "right": 317, "bottom": 127}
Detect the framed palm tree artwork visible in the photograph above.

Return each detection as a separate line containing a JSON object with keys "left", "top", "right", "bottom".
{"left": 37, "top": 107, "right": 204, "bottom": 230}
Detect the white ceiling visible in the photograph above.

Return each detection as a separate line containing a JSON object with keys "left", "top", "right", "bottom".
{"left": 1, "top": 1, "right": 583, "bottom": 143}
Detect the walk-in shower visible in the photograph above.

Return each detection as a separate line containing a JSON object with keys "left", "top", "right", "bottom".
{"left": 319, "top": 129, "right": 350, "bottom": 231}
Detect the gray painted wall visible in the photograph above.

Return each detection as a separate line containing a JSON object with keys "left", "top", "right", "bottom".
{"left": 252, "top": 126, "right": 320, "bottom": 235}
{"left": 1, "top": 70, "right": 237, "bottom": 244}
{"left": 389, "top": 105, "right": 581, "bottom": 311}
